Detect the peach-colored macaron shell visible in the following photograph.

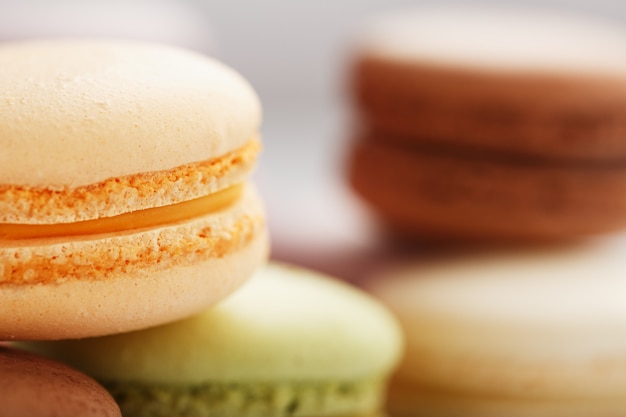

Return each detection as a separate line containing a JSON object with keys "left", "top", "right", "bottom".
{"left": 0, "top": 40, "right": 261, "bottom": 189}
{"left": 0, "top": 138, "right": 260, "bottom": 224}
{"left": 0, "top": 228, "right": 269, "bottom": 341}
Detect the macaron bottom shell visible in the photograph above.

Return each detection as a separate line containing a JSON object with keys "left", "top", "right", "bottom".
{"left": 349, "top": 136, "right": 626, "bottom": 240}
{"left": 0, "top": 228, "right": 268, "bottom": 341}
{"left": 105, "top": 378, "right": 385, "bottom": 417}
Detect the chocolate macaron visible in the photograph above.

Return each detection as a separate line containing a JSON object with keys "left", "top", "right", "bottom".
{"left": 0, "top": 346, "right": 121, "bottom": 417}
{"left": 348, "top": 8, "right": 626, "bottom": 240}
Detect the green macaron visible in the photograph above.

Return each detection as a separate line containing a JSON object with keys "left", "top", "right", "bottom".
{"left": 22, "top": 263, "right": 402, "bottom": 417}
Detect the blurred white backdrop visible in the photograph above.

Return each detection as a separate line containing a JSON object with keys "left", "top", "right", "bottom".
{"left": 196, "top": 0, "right": 626, "bottom": 109}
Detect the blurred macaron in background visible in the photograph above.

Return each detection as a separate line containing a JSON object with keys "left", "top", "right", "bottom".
{"left": 347, "top": 7, "right": 626, "bottom": 242}
{"left": 367, "top": 237, "right": 626, "bottom": 417}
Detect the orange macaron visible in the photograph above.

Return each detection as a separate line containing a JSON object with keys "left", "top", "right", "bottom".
{"left": 0, "top": 40, "right": 268, "bottom": 340}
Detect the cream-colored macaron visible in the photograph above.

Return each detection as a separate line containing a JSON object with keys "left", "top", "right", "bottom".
{"left": 23, "top": 263, "right": 403, "bottom": 417}
{"left": 368, "top": 239, "right": 626, "bottom": 416}
{"left": 0, "top": 40, "right": 267, "bottom": 340}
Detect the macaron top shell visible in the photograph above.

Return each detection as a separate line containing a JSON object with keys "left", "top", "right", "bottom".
{"left": 0, "top": 40, "right": 261, "bottom": 189}
{"left": 28, "top": 263, "right": 403, "bottom": 384}
{"left": 371, "top": 240, "right": 626, "bottom": 328}
{"left": 0, "top": 346, "right": 121, "bottom": 417}
{"left": 359, "top": 7, "right": 626, "bottom": 77}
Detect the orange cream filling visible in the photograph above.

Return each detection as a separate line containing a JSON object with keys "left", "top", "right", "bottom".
{"left": 0, "top": 184, "right": 243, "bottom": 240}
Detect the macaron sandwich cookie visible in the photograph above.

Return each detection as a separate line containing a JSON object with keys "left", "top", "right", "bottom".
{"left": 368, "top": 239, "right": 626, "bottom": 417}
{"left": 23, "top": 263, "right": 403, "bottom": 417}
{"left": 0, "top": 346, "right": 121, "bottom": 417}
{"left": 0, "top": 40, "right": 268, "bottom": 340}
{"left": 348, "top": 8, "right": 626, "bottom": 240}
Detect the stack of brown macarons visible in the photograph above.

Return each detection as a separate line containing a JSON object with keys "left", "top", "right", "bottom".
{"left": 347, "top": 7, "right": 626, "bottom": 241}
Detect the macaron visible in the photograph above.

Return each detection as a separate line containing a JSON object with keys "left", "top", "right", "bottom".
{"left": 348, "top": 8, "right": 626, "bottom": 240}
{"left": 350, "top": 135, "right": 626, "bottom": 240}
{"left": 353, "top": 7, "right": 626, "bottom": 160}
{"left": 0, "top": 40, "right": 268, "bottom": 340}
{"left": 368, "top": 239, "right": 626, "bottom": 417}
{"left": 0, "top": 346, "right": 121, "bottom": 417}
{"left": 22, "top": 263, "right": 403, "bottom": 417}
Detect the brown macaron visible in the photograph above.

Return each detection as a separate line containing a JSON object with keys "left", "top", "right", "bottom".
{"left": 348, "top": 8, "right": 626, "bottom": 240}
{"left": 350, "top": 134, "right": 626, "bottom": 240}
{"left": 353, "top": 7, "right": 626, "bottom": 161}
{"left": 0, "top": 346, "right": 121, "bottom": 417}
